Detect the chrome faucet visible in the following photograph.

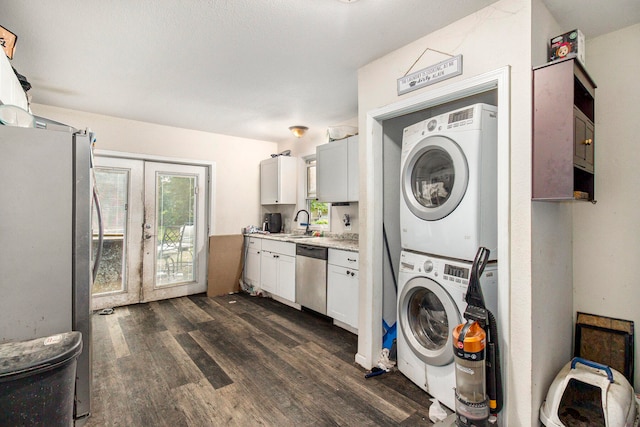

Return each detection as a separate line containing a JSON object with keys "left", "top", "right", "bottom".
{"left": 294, "top": 209, "right": 311, "bottom": 235}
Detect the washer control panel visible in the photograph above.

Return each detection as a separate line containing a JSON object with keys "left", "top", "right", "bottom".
{"left": 443, "top": 263, "right": 469, "bottom": 286}
{"left": 399, "top": 250, "right": 474, "bottom": 287}
{"left": 399, "top": 250, "right": 443, "bottom": 279}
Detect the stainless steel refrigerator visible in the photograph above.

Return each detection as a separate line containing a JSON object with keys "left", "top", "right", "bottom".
{"left": 0, "top": 123, "right": 96, "bottom": 422}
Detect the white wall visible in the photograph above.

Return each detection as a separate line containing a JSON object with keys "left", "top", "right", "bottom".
{"left": 357, "top": 0, "right": 534, "bottom": 424}
{"left": 530, "top": 0, "right": 575, "bottom": 416}
{"left": 573, "top": 22, "right": 640, "bottom": 389}
{"left": 31, "top": 103, "right": 277, "bottom": 235}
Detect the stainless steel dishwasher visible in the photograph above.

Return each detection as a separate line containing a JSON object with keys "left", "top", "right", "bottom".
{"left": 295, "top": 244, "right": 328, "bottom": 314}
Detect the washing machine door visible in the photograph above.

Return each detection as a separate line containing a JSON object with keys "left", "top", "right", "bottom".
{"left": 398, "top": 276, "right": 461, "bottom": 366}
{"left": 401, "top": 135, "right": 468, "bottom": 221}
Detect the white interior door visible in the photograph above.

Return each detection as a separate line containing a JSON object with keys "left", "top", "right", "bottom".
{"left": 142, "top": 162, "right": 207, "bottom": 302}
{"left": 92, "top": 157, "right": 208, "bottom": 310}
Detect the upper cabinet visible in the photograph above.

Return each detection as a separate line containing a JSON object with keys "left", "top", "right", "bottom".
{"left": 317, "top": 135, "right": 359, "bottom": 203}
{"left": 532, "top": 58, "right": 596, "bottom": 201}
{"left": 260, "top": 156, "right": 297, "bottom": 205}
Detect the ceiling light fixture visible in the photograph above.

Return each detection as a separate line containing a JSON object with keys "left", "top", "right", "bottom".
{"left": 289, "top": 126, "right": 308, "bottom": 138}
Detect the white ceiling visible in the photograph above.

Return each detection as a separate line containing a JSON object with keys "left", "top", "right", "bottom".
{"left": 2, "top": 0, "right": 639, "bottom": 143}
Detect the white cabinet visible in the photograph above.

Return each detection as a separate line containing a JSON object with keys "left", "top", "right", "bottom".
{"left": 243, "top": 237, "right": 262, "bottom": 288}
{"left": 276, "top": 254, "right": 295, "bottom": 302}
{"left": 327, "top": 249, "right": 359, "bottom": 330}
{"left": 347, "top": 137, "right": 359, "bottom": 201}
{"left": 260, "top": 250, "right": 278, "bottom": 294}
{"left": 260, "top": 239, "right": 296, "bottom": 302}
{"left": 316, "top": 135, "right": 359, "bottom": 202}
{"left": 260, "top": 156, "right": 297, "bottom": 205}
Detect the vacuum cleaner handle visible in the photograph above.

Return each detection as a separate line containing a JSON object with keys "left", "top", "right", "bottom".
{"left": 465, "top": 247, "right": 490, "bottom": 309}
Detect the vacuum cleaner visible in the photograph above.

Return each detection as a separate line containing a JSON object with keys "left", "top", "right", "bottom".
{"left": 452, "top": 247, "right": 503, "bottom": 426}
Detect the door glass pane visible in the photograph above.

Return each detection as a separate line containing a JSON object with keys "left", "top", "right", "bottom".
{"left": 408, "top": 288, "right": 449, "bottom": 350}
{"left": 412, "top": 148, "right": 454, "bottom": 208}
{"left": 92, "top": 168, "right": 129, "bottom": 295}
{"left": 155, "top": 173, "right": 196, "bottom": 286}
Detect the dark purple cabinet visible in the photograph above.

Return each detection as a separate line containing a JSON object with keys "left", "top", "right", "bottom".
{"left": 532, "top": 58, "right": 596, "bottom": 201}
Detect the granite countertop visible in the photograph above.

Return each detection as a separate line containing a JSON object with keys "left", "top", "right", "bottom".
{"left": 245, "top": 232, "right": 359, "bottom": 252}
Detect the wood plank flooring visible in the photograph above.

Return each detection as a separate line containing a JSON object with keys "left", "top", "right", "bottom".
{"left": 86, "top": 292, "right": 439, "bottom": 426}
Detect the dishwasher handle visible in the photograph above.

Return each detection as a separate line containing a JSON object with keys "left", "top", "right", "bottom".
{"left": 296, "top": 244, "right": 328, "bottom": 260}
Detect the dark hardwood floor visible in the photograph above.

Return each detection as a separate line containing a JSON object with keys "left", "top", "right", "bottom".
{"left": 86, "top": 292, "right": 438, "bottom": 426}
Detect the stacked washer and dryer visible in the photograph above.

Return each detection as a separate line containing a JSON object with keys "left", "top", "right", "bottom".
{"left": 396, "top": 103, "right": 499, "bottom": 411}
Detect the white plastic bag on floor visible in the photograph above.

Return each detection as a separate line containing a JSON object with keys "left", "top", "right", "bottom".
{"left": 376, "top": 348, "right": 395, "bottom": 371}
{"left": 429, "top": 398, "right": 447, "bottom": 423}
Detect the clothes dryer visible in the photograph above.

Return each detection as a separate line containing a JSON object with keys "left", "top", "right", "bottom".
{"left": 396, "top": 250, "right": 497, "bottom": 411}
{"left": 400, "top": 103, "right": 498, "bottom": 261}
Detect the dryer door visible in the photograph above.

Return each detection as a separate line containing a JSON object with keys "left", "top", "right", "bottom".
{"left": 398, "top": 275, "right": 461, "bottom": 366}
{"left": 401, "top": 135, "right": 468, "bottom": 221}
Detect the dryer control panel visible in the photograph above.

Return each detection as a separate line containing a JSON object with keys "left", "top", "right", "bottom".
{"left": 448, "top": 106, "right": 474, "bottom": 123}
{"left": 402, "top": 104, "right": 496, "bottom": 144}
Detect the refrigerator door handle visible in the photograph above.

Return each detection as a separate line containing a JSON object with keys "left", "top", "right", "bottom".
{"left": 92, "top": 184, "right": 104, "bottom": 283}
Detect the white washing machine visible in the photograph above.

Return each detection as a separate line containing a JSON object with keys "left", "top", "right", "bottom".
{"left": 396, "top": 250, "right": 498, "bottom": 411}
{"left": 400, "top": 103, "right": 498, "bottom": 261}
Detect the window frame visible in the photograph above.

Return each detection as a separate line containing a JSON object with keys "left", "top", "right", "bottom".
{"left": 304, "top": 157, "right": 330, "bottom": 231}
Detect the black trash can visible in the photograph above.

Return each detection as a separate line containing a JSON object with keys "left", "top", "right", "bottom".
{"left": 0, "top": 331, "right": 82, "bottom": 427}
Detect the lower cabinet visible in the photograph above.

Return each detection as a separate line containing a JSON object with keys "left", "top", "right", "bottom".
{"left": 260, "top": 239, "right": 296, "bottom": 303}
{"left": 243, "top": 237, "right": 262, "bottom": 288}
{"left": 259, "top": 250, "right": 278, "bottom": 293}
{"left": 276, "top": 254, "right": 295, "bottom": 302}
{"left": 245, "top": 237, "right": 359, "bottom": 326}
{"left": 327, "top": 249, "right": 359, "bottom": 330}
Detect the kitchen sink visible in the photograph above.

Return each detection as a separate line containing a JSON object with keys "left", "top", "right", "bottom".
{"left": 281, "top": 234, "right": 315, "bottom": 239}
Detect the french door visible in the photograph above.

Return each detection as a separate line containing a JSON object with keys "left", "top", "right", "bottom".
{"left": 92, "top": 157, "right": 208, "bottom": 310}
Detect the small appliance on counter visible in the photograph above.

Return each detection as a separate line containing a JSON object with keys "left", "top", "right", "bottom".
{"left": 262, "top": 213, "right": 282, "bottom": 233}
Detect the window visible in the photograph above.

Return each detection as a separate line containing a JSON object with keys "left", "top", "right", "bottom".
{"left": 305, "top": 158, "right": 330, "bottom": 230}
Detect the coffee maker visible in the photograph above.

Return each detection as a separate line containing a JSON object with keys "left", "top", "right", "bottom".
{"left": 262, "top": 213, "right": 282, "bottom": 233}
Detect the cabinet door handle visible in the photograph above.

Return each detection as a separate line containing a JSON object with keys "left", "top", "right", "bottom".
{"left": 347, "top": 258, "right": 357, "bottom": 262}
{"left": 582, "top": 138, "right": 593, "bottom": 145}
